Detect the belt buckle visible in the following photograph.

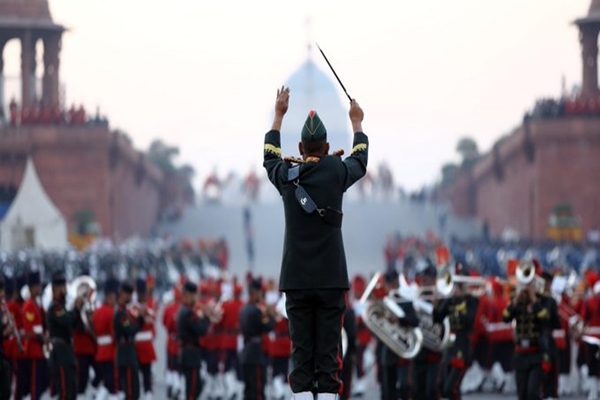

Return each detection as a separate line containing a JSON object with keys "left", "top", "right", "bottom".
{"left": 521, "top": 339, "right": 530, "bottom": 348}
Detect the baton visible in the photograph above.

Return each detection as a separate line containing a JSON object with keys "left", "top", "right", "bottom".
{"left": 316, "top": 42, "right": 352, "bottom": 102}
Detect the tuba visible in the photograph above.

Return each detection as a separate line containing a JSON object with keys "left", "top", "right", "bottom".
{"left": 397, "top": 274, "right": 453, "bottom": 352}
{"left": 360, "top": 273, "right": 423, "bottom": 359}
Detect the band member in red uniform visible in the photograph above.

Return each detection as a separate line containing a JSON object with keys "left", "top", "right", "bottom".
{"left": 267, "top": 295, "right": 292, "bottom": 400}
{"left": 200, "top": 281, "right": 222, "bottom": 398}
{"left": 14, "top": 274, "right": 30, "bottom": 399}
{"left": 22, "top": 271, "right": 48, "bottom": 400}
{"left": 484, "top": 278, "right": 515, "bottom": 392}
{"left": 93, "top": 278, "right": 119, "bottom": 400}
{"left": 352, "top": 275, "right": 371, "bottom": 397}
{"left": 581, "top": 280, "right": 600, "bottom": 399}
{"left": 539, "top": 271, "right": 561, "bottom": 400}
{"left": 218, "top": 280, "right": 244, "bottom": 398}
{"left": 2, "top": 276, "right": 20, "bottom": 390}
{"left": 162, "top": 285, "right": 182, "bottom": 400}
{"left": 134, "top": 279, "right": 157, "bottom": 399}
{"left": 74, "top": 281, "right": 98, "bottom": 397}
{"left": 556, "top": 282, "right": 577, "bottom": 396}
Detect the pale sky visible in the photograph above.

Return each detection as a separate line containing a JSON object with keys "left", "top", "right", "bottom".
{"left": 2, "top": 0, "right": 591, "bottom": 191}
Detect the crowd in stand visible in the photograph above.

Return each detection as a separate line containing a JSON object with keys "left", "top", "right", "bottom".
{"left": 6, "top": 98, "right": 109, "bottom": 127}
{"left": 527, "top": 95, "right": 600, "bottom": 120}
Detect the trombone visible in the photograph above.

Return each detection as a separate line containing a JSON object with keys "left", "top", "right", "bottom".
{"left": 436, "top": 266, "right": 488, "bottom": 298}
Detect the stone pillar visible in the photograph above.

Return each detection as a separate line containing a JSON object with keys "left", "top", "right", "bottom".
{"left": 20, "top": 30, "right": 35, "bottom": 110}
{"left": 579, "top": 24, "right": 600, "bottom": 97}
{"left": 42, "top": 33, "right": 61, "bottom": 108}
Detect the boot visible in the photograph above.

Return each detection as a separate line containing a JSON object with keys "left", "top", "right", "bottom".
{"left": 292, "top": 392, "right": 314, "bottom": 400}
{"left": 589, "top": 377, "right": 599, "bottom": 400}
{"left": 95, "top": 386, "right": 109, "bottom": 400}
{"left": 352, "top": 376, "right": 367, "bottom": 397}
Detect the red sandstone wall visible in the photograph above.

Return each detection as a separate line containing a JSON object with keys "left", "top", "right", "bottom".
{"left": 444, "top": 118, "right": 600, "bottom": 241}
{"left": 0, "top": 125, "right": 163, "bottom": 240}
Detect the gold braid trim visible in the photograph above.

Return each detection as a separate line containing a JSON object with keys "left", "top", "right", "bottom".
{"left": 351, "top": 143, "right": 367, "bottom": 155}
{"left": 283, "top": 149, "right": 345, "bottom": 164}
{"left": 264, "top": 144, "right": 282, "bottom": 158}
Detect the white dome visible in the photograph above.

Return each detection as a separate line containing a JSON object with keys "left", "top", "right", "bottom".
{"left": 279, "top": 58, "right": 352, "bottom": 157}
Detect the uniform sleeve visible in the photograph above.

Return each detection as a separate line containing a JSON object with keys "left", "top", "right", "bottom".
{"left": 113, "top": 310, "right": 143, "bottom": 337}
{"left": 343, "top": 309, "right": 357, "bottom": 354}
{"left": 399, "top": 302, "right": 420, "bottom": 328}
{"left": 502, "top": 301, "right": 515, "bottom": 322}
{"left": 189, "top": 313, "right": 210, "bottom": 337}
{"left": 263, "top": 130, "right": 289, "bottom": 193}
{"left": 340, "top": 132, "right": 368, "bottom": 192}
{"left": 433, "top": 299, "right": 450, "bottom": 323}
{"left": 532, "top": 300, "right": 549, "bottom": 321}
{"left": 463, "top": 297, "right": 479, "bottom": 328}
{"left": 258, "top": 308, "right": 276, "bottom": 333}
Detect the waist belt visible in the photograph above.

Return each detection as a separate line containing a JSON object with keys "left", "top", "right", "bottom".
{"left": 552, "top": 330, "right": 566, "bottom": 339}
{"left": 515, "top": 346, "right": 539, "bottom": 354}
{"left": 50, "top": 338, "right": 71, "bottom": 347}
{"left": 135, "top": 331, "right": 153, "bottom": 342}
{"left": 96, "top": 335, "right": 113, "bottom": 346}
{"left": 32, "top": 325, "right": 43, "bottom": 335}
{"left": 485, "top": 322, "right": 512, "bottom": 332}
{"left": 244, "top": 336, "right": 262, "bottom": 345}
{"left": 585, "top": 326, "right": 600, "bottom": 336}
{"left": 118, "top": 338, "right": 135, "bottom": 344}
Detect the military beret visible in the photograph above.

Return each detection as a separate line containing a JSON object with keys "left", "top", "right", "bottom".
{"left": 301, "top": 110, "right": 327, "bottom": 142}
{"left": 28, "top": 271, "right": 41, "bottom": 286}
{"left": 51, "top": 271, "right": 67, "bottom": 286}
{"left": 183, "top": 281, "right": 198, "bottom": 294}
{"left": 135, "top": 278, "right": 147, "bottom": 295}
{"left": 120, "top": 282, "right": 135, "bottom": 294}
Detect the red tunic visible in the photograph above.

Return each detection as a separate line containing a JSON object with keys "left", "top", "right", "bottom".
{"left": 162, "top": 302, "right": 180, "bottom": 356}
{"left": 135, "top": 300, "right": 157, "bottom": 365}
{"left": 93, "top": 304, "right": 116, "bottom": 362}
{"left": 554, "top": 296, "right": 576, "bottom": 351}
{"left": 219, "top": 299, "right": 243, "bottom": 351}
{"left": 22, "top": 299, "right": 44, "bottom": 359}
{"left": 268, "top": 319, "right": 292, "bottom": 358}
{"left": 485, "top": 295, "right": 513, "bottom": 343}
{"left": 581, "top": 296, "right": 600, "bottom": 338}
{"left": 74, "top": 329, "right": 97, "bottom": 357}
{"left": 471, "top": 294, "right": 489, "bottom": 346}
{"left": 3, "top": 301, "right": 22, "bottom": 360}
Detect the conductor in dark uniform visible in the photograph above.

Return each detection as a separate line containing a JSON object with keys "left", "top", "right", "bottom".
{"left": 263, "top": 86, "right": 368, "bottom": 400}
{"left": 47, "top": 271, "right": 84, "bottom": 400}
{"left": 114, "top": 282, "right": 146, "bottom": 400}
{"left": 177, "top": 281, "right": 211, "bottom": 400}
{"left": 239, "top": 278, "right": 276, "bottom": 400}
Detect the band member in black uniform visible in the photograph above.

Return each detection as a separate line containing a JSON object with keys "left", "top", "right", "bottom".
{"left": 412, "top": 263, "right": 441, "bottom": 400}
{"left": 240, "top": 278, "right": 276, "bottom": 400}
{"left": 379, "top": 270, "right": 419, "bottom": 400}
{"left": 340, "top": 305, "right": 356, "bottom": 400}
{"left": 502, "top": 266, "right": 551, "bottom": 400}
{"left": 177, "top": 281, "right": 211, "bottom": 400}
{"left": 539, "top": 271, "right": 561, "bottom": 400}
{"left": 433, "top": 268, "right": 479, "bottom": 400}
{"left": 46, "top": 271, "right": 84, "bottom": 400}
{"left": 263, "top": 87, "right": 368, "bottom": 400}
{"left": 114, "top": 282, "right": 146, "bottom": 400}
{"left": 0, "top": 277, "right": 11, "bottom": 400}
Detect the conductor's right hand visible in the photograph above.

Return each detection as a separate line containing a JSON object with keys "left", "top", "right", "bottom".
{"left": 275, "top": 86, "right": 290, "bottom": 117}
{"left": 349, "top": 100, "right": 363, "bottom": 123}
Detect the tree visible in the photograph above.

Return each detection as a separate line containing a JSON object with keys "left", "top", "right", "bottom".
{"left": 456, "top": 137, "right": 479, "bottom": 167}
{"left": 148, "top": 140, "right": 180, "bottom": 173}
{"left": 440, "top": 163, "right": 459, "bottom": 186}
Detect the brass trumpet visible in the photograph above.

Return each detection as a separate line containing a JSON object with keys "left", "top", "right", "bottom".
{"left": 436, "top": 267, "right": 487, "bottom": 298}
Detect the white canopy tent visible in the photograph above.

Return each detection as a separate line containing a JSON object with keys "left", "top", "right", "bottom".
{"left": 0, "top": 158, "right": 68, "bottom": 251}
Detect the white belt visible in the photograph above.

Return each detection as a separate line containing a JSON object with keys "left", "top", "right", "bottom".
{"left": 32, "top": 325, "right": 43, "bottom": 335}
{"left": 135, "top": 331, "right": 153, "bottom": 342}
{"left": 97, "top": 335, "right": 113, "bottom": 346}
{"left": 552, "top": 330, "right": 566, "bottom": 339}
{"left": 485, "top": 322, "right": 512, "bottom": 332}
{"left": 585, "top": 326, "right": 600, "bottom": 335}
